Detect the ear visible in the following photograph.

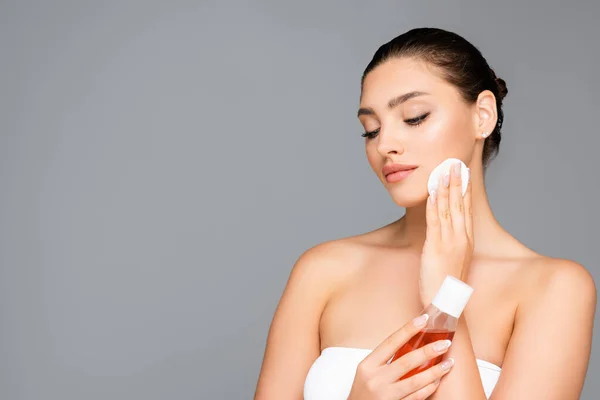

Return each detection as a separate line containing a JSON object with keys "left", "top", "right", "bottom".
{"left": 473, "top": 90, "right": 498, "bottom": 140}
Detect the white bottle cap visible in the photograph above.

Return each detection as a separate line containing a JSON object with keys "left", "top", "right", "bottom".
{"left": 431, "top": 276, "right": 474, "bottom": 318}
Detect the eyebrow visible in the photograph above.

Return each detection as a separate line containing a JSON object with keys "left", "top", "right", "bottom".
{"left": 357, "top": 91, "right": 430, "bottom": 117}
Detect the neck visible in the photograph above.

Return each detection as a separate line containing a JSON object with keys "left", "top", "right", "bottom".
{"left": 396, "top": 165, "right": 508, "bottom": 257}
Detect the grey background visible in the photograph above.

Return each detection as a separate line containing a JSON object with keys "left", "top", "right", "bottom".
{"left": 1, "top": 0, "right": 598, "bottom": 399}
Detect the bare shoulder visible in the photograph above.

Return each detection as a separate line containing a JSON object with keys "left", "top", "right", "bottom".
{"left": 253, "top": 229, "right": 388, "bottom": 398}
{"left": 489, "top": 254, "right": 597, "bottom": 399}
{"left": 549, "top": 257, "right": 595, "bottom": 290}
{"left": 287, "top": 230, "right": 383, "bottom": 294}
{"left": 518, "top": 254, "right": 596, "bottom": 314}
{"left": 530, "top": 256, "right": 595, "bottom": 296}
{"left": 268, "top": 227, "right": 393, "bottom": 334}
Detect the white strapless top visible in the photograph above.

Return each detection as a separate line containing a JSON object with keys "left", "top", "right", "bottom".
{"left": 304, "top": 347, "right": 501, "bottom": 399}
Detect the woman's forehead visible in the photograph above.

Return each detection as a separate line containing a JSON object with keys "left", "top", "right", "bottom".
{"left": 360, "top": 58, "right": 453, "bottom": 108}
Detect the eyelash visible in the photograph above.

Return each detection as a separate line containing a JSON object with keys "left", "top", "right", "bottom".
{"left": 361, "top": 112, "right": 431, "bottom": 139}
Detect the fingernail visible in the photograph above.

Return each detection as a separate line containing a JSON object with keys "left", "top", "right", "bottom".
{"left": 443, "top": 173, "right": 450, "bottom": 188}
{"left": 453, "top": 162, "right": 461, "bottom": 177}
{"left": 433, "top": 340, "right": 452, "bottom": 352}
{"left": 430, "top": 191, "right": 437, "bottom": 204}
{"left": 466, "top": 168, "right": 471, "bottom": 183}
{"left": 440, "top": 358, "right": 454, "bottom": 371}
{"left": 412, "top": 314, "right": 429, "bottom": 327}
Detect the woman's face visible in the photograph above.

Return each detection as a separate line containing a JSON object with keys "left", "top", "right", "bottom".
{"left": 359, "top": 57, "right": 481, "bottom": 208}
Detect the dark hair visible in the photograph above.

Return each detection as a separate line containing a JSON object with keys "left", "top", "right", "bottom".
{"left": 361, "top": 27, "right": 508, "bottom": 167}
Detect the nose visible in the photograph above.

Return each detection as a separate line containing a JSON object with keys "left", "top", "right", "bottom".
{"left": 376, "top": 127, "right": 405, "bottom": 157}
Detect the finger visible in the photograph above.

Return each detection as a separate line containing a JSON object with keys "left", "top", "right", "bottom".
{"left": 396, "top": 380, "right": 440, "bottom": 400}
{"left": 383, "top": 339, "right": 451, "bottom": 381}
{"left": 391, "top": 358, "right": 454, "bottom": 398}
{"left": 365, "top": 314, "right": 429, "bottom": 366}
{"left": 425, "top": 190, "right": 440, "bottom": 245}
{"left": 464, "top": 168, "right": 473, "bottom": 242}
{"left": 436, "top": 169, "right": 452, "bottom": 240}
{"left": 449, "top": 161, "right": 466, "bottom": 236}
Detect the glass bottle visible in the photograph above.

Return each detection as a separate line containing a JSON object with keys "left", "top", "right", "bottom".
{"left": 390, "top": 275, "right": 474, "bottom": 380}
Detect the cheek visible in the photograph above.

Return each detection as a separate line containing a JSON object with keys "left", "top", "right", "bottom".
{"left": 365, "top": 142, "right": 382, "bottom": 173}
{"left": 415, "top": 111, "right": 473, "bottom": 162}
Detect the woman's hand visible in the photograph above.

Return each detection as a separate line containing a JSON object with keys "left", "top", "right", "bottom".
{"left": 348, "top": 314, "right": 454, "bottom": 400}
{"left": 419, "top": 161, "right": 474, "bottom": 306}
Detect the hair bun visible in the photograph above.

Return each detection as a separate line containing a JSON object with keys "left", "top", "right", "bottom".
{"left": 489, "top": 68, "right": 508, "bottom": 100}
{"left": 495, "top": 77, "right": 508, "bottom": 100}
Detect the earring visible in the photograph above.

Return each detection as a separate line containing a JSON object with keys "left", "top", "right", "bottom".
{"left": 481, "top": 132, "right": 490, "bottom": 138}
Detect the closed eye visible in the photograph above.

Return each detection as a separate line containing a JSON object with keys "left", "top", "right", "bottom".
{"left": 361, "top": 112, "right": 431, "bottom": 139}
{"left": 405, "top": 112, "right": 430, "bottom": 126}
{"left": 361, "top": 128, "right": 380, "bottom": 139}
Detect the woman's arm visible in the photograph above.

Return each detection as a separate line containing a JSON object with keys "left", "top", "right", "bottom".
{"left": 429, "top": 316, "right": 487, "bottom": 399}
{"left": 432, "top": 260, "right": 596, "bottom": 400}
{"left": 254, "top": 242, "right": 347, "bottom": 399}
{"left": 489, "top": 260, "right": 596, "bottom": 399}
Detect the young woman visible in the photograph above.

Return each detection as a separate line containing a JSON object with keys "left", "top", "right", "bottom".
{"left": 254, "top": 27, "right": 596, "bottom": 400}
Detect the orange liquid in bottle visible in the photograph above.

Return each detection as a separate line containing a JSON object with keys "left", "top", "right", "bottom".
{"left": 391, "top": 330, "right": 455, "bottom": 380}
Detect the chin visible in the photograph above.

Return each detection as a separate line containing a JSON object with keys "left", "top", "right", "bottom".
{"left": 386, "top": 184, "right": 429, "bottom": 208}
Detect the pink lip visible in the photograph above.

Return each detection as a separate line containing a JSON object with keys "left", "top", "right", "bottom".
{"left": 385, "top": 168, "right": 417, "bottom": 183}
{"left": 382, "top": 163, "right": 418, "bottom": 183}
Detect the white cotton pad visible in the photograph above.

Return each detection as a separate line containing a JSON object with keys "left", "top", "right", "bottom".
{"left": 427, "top": 158, "right": 470, "bottom": 196}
